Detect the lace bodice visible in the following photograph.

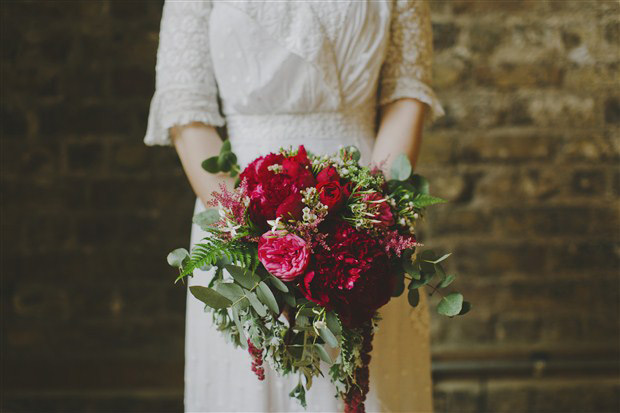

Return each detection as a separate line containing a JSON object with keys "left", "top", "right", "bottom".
{"left": 144, "top": 0, "right": 444, "bottom": 148}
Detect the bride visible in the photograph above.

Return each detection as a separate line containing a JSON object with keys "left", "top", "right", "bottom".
{"left": 145, "top": 1, "right": 444, "bottom": 412}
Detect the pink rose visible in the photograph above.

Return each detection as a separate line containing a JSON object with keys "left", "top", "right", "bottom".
{"left": 258, "top": 230, "right": 310, "bottom": 281}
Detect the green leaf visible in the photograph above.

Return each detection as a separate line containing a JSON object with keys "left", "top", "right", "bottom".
{"left": 411, "top": 174, "right": 430, "bottom": 195}
{"left": 225, "top": 265, "right": 260, "bottom": 289}
{"left": 167, "top": 248, "right": 189, "bottom": 268}
{"left": 402, "top": 249, "right": 419, "bottom": 278}
{"left": 344, "top": 145, "right": 361, "bottom": 162}
{"left": 246, "top": 291, "right": 267, "bottom": 317}
{"left": 314, "top": 344, "right": 333, "bottom": 364}
{"left": 201, "top": 156, "right": 220, "bottom": 173}
{"left": 437, "top": 292, "right": 464, "bottom": 317}
{"left": 325, "top": 311, "right": 342, "bottom": 337}
{"left": 217, "top": 155, "right": 232, "bottom": 172}
{"left": 409, "top": 273, "right": 431, "bottom": 289}
{"left": 391, "top": 154, "right": 412, "bottom": 181}
{"left": 289, "top": 382, "right": 307, "bottom": 408}
{"left": 392, "top": 271, "right": 405, "bottom": 297}
{"left": 256, "top": 281, "right": 279, "bottom": 314}
{"left": 192, "top": 208, "right": 221, "bottom": 230}
{"left": 412, "top": 194, "right": 446, "bottom": 209}
{"left": 215, "top": 282, "right": 245, "bottom": 301}
{"left": 407, "top": 288, "right": 420, "bottom": 307}
{"left": 220, "top": 139, "right": 232, "bottom": 154}
{"left": 318, "top": 325, "right": 338, "bottom": 348}
{"left": 282, "top": 292, "right": 296, "bottom": 308}
{"left": 438, "top": 274, "right": 456, "bottom": 288}
{"left": 231, "top": 306, "right": 247, "bottom": 349}
{"left": 268, "top": 275, "right": 289, "bottom": 292}
{"left": 189, "top": 286, "right": 232, "bottom": 309}
{"left": 424, "top": 253, "right": 452, "bottom": 264}
{"left": 459, "top": 301, "right": 472, "bottom": 315}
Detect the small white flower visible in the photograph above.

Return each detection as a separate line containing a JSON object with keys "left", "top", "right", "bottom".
{"left": 413, "top": 213, "right": 419, "bottom": 219}
{"left": 267, "top": 216, "right": 285, "bottom": 231}
{"left": 218, "top": 203, "right": 227, "bottom": 218}
{"left": 313, "top": 320, "right": 327, "bottom": 330}
{"left": 222, "top": 220, "right": 241, "bottom": 237}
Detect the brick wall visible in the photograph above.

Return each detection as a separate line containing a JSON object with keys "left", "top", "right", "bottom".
{"left": 2, "top": 0, "right": 619, "bottom": 412}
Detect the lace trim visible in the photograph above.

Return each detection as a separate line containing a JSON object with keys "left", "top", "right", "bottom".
{"left": 379, "top": 77, "right": 446, "bottom": 123}
{"left": 144, "top": 87, "right": 225, "bottom": 146}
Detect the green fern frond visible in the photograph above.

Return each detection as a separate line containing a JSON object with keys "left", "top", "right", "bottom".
{"left": 177, "top": 237, "right": 258, "bottom": 282}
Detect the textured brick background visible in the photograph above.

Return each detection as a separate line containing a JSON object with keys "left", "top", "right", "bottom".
{"left": 2, "top": 0, "right": 619, "bottom": 412}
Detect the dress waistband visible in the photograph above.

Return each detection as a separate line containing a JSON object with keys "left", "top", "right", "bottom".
{"left": 225, "top": 105, "right": 377, "bottom": 142}
{"left": 224, "top": 106, "right": 378, "bottom": 167}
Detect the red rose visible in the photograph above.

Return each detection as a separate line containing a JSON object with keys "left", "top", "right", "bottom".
{"left": 316, "top": 166, "right": 340, "bottom": 183}
{"left": 317, "top": 180, "right": 345, "bottom": 212}
{"left": 276, "top": 192, "right": 304, "bottom": 221}
{"left": 240, "top": 147, "right": 315, "bottom": 228}
{"left": 299, "top": 220, "right": 395, "bottom": 328}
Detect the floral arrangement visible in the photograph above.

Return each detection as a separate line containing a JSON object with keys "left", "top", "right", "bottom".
{"left": 168, "top": 142, "right": 470, "bottom": 412}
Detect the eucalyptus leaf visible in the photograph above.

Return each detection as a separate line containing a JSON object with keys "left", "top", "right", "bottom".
{"left": 420, "top": 259, "right": 436, "bottom": 275}
{"left": 392, "top": 271, "right": 405, "bottom": 297}
{"left": 215, "top": 282, "right": 245, "bottom": 302}
{"left": 425, "top": 253, "right": 452, "bottom": 264}
{"left": 409, "top": 275, "right": 430, "bottom": 289}
{"left": 192, "top": 208, "right": 221, "bottom": 230}
{"left": 391, "top": 154, "right": 412, "bottom": 181}
{"left": 438, "top": 274, "right": 456, "bottom": 288}
{"left": 411, "top": 174, "right": 430, "bottom": 195}
{"left": 437, "top": 292, "right": 464, "bottom": 317}
{"left": 325, "top": 311, "right": 342, "bottom": 337}
{"left": 402, "top": 249, "right": 419, "bottom": 278}
{"left": 231, "top": 306, "right": 247, "bottom": 349}
{"left": 256, "top": 281, "right": 279, "bottom": 314}
{"left": 318, "top": 325, "right": 339, "bottom": 348}
{"left": 297, "top": 307, "right": 317, "bottom": 317}
{"left": 407, "top": 288, "right": 420, "bottom": 307}
{"left": 246, "top": 291, "right": 267, "bottom": 317}
{"left": 296, "top": 315, "right": 309, "bottom": 328}
{"left": 167, "top": 248, "right": 189, "bottom": 268}
{"left": 225, "top": 265, "right": 260, "bottom": 289}
{"left": 282, "top": 293, "right": 296, "bottom": 308}
{"left": 459, "top": 301, "right": 472, "bottom": 315}
{"left": 268, "top": 275, "right": 289, "bottom": 292}
{"left": 314, "top": 344, "right": 333, "bottom": 364}
{"left": 201, "top": 156, "right": 220, "bottom": 173}
{"left": 189, "top": 286, "right": 232, "bottom": 309}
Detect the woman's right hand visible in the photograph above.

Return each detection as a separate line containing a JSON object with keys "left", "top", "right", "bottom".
{"left": 171, "top": 122, "right": 235, "bottom": 207}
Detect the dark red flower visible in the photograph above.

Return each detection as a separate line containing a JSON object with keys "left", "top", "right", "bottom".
{"left": 299, "top": 220, "right": 396, "bottom": 328}
{"left": 317, "top": 180, "right": 346, "bottom": 212}
{"left": 276, "top": 192, "right": 304, "bottom": 221}
{"left": 240, "top": 147, "right": 315, "bottom": 228}
{"left": 363, "top": 192, "right": 394, "bottom": 228}
{"left": 316, "top": 166, "right": 340, "bottom": 183}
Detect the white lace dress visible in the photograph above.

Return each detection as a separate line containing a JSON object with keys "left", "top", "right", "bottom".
{"left": 145, "top": 1, "right": 444, "bottom": 412}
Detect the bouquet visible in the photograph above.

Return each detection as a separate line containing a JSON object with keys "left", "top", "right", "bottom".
{"left": 168, "top": 143, "right": 469, "bottom": 412}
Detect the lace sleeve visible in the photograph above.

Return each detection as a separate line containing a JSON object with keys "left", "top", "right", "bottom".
{"left": 379, "top": 0, "right": 445, "bottom": 122}
{"left": 144, "top": 0, "right": 225, "bottom": 146}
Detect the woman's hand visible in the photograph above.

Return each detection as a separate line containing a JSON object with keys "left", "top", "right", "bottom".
{"left": 371, "top": 98, "right": 427, "bottom": 176}
{"left": 171, "top": 122, "right": 235, "bottom": 207}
